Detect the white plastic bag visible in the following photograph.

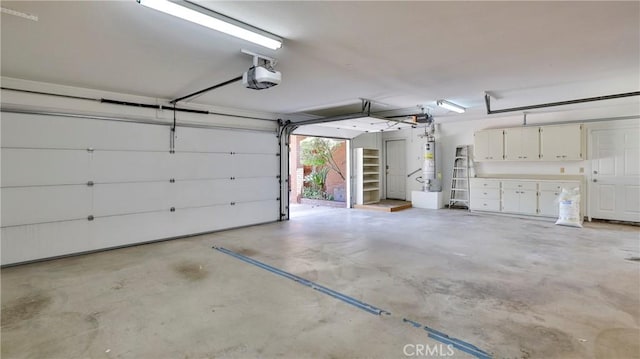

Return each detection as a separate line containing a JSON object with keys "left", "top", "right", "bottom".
{"left": 555, "top": 187, "right": 582, "bottom": 228}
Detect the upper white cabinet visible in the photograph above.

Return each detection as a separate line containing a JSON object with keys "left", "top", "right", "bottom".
{"left": 475, "top": 123, "right": 583, "bottom": 162}
{"left": 474, "top": 129, "right": 504, "bottom": 161}
{"left": 504, "top": 127, "right": 539, "bottom": 161}
{"left": 540, "top": 124, "right": 583, "bottom": 160}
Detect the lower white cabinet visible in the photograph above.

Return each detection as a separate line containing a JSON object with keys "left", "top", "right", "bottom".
{"left": 470, "top": 178, "right": 581, "bottom": 218}
{"left": 470, "top": 179, "right": 501, "bottom": 211}
{"left": 537, "top": 182, "right": 581, "bottom": 217}
{"left": 501, "top": 181, "right": 538, "bottom": 215}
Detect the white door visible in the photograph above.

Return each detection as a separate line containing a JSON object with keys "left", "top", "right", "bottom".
{"left": 385, "top": 140, "right": 406, "bottom": 200}
{"left": 590, "top": 127, "right": 640, "bottom": 222}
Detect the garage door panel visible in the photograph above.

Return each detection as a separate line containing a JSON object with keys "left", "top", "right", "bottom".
{"left": 89, "top": 121, "right": 171, "bottom": 152}
{"left": 174, "top": 127, "right": 236, "bottom": 152}
{"left": 1, "top": 113, "right": 93, "bottom": 149}
{"left": 233, "top": 154, "right": 279, "bottom": 178}
{"left": 232, "top": 178, "right": 280, "bottom": 202}
{"left": 171, "top": 206, "right": 230, "bottom": 235}
{"left": 92, "top": 151, "right": 171, "bottom": 182}
{"left": 1, "top": 112, "right": 280, "bottom": 265}
{"left": 1, "top": 220, "right": 91, "bottom": 264}
{"left": 173, "top": 180, "right": 232, "bottom": 208}
{"left": 175, "top": 127, "right": 277, "bottom": 153}
{"left": 93, "top": 182, "right": 171, "bottom": 216}
{"left": 1, "top": 186, "right": 90, "bottom": 227}
{"left": 233, "top": 132, "right": 277, "bottom": 153}
{"left": 87, "top": 121, "right": 169, "bottom": 151}
{"left": 230, "top": 200, "right": 279, "bottom": 226}
{"left": 172, "top": 152, "right": 233, "bottom": 179}
{"left": 2, "top": 149, "right": 90, "bottom": 186}
{"left": 90, "top": 212, "right": 177, "bottom": 249}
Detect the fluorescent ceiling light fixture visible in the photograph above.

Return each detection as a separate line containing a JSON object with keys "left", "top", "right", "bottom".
{"left": 436, "top": 99, "right": 466, "bottom": 113}
{"left": 138, "top": 0, "right": 282, "bottom": 50}
{"left": 1, "top": 6, "right": 38, "bottom": 21}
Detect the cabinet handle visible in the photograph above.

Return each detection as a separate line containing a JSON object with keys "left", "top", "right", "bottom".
{"left": 556, "top": 155, "right": 561, "bottom": 158}
{"left": 523, "top": 156, "right": 527, "bottom": 159}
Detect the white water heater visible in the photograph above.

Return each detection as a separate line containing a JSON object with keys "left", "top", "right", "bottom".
{"left": 423, "top": 140, "right": 436, "bottom": 184}
{"left": 422, "top": 137, "right": 442, "bottom": 192}
{"left": 417, "top": 119, "right": 441, "bottom": 192}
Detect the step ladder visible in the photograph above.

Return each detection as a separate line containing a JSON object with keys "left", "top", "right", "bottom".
{"left": 449, "top": 145, "right": 471, "bottom": 209}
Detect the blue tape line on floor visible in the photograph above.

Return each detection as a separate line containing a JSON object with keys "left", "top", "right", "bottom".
{"left": 213, "top": 247, "right": 491, "bottom": 358}
{"left": 213, "top": 246, "right": 390, "bottom": 316}
{"left": 403, "top": 318, "right": 492, "bottom": 359}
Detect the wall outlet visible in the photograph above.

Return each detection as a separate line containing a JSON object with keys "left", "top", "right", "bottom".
{"left": 560, "top": 167, "right": 565, "bottom": 173}
{"left": 579, "top": 167, "right": 584, "bottom": 173}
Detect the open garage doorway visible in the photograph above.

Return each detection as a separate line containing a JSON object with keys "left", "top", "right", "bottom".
{"left": 289, "top": 135, "right": 348, "bottom": 210}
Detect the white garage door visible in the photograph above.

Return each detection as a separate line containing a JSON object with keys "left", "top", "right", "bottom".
{"left": 1, "top": 112, "right": 280, "bottom": 265}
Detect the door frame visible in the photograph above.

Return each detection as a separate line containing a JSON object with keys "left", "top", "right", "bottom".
{"left": 384, "top": 139, "right": 407, "bottom": 200}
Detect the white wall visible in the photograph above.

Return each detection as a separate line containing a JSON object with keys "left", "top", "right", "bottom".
{"left": 382, "top": 103, "right": 640, "bottom": 207}
{"left": 352, "top": 131, "right": 383, "bottom": 150}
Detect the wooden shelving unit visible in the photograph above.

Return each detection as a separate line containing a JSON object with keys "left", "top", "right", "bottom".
{"left": 355, "top": 148, "right": 381, "bottom": 205}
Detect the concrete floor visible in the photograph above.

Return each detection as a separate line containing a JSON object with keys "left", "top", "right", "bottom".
{"left": 1, "top": 205, "right": 639, "bottom": 359}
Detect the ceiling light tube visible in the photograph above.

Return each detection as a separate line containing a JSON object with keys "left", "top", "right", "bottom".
{"left": 138, "top": 0, "right": 282, "bottom": 50}
{"left": 437, "top": 99, "right": 466, "bottom": 113}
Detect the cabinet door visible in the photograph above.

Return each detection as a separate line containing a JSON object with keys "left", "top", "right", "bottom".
{"left": 538, "top": 190, "right": 560, "bottom": 217}
{"left": 473, "top": 131, "right": 490, "bottom": 161}
{"left": 540, "top": 124, "right": 583, "bottom": 160}
{"left": 501, "top": 189, "right": 520, "bottom": 213}
{"left": 520, "top": 127, "right": 540, "bottom": 160}
{"left": 519, "top": 190, "right": 538, "bottom": 214}
{"left": 487, "top": 129, "right": 504, "bottom": 160}
{"left": 503, "top": 128, "right": 521, "bottom": 161}
{"left": 504, "top": 127, "right": 539, "bottom": 161}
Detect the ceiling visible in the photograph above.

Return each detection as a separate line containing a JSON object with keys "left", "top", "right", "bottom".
{"left": 1, "top": 1, "right": 639, "bottom": 122}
